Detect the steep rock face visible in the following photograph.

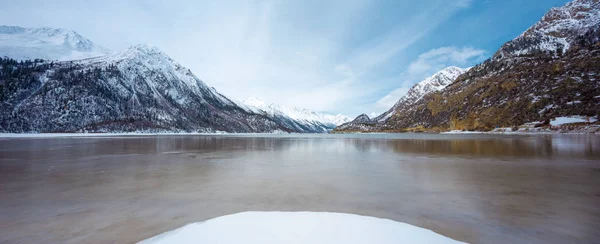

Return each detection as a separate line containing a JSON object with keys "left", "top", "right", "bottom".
{"left": 351, "top": 114, "right": 371, "bottom": 124}
{"left": 386, "top": 43, "right": 600, "bottom": 131}
{"left": 335, "top": 114, "right": 373, "bottom": 131}
{"left": 241, "top": 97, "right": 350, "bottom": 133}
{"left": 498, "top": 0, "right": 600, "bottom": 57}
{"left": 0, "top": 26, "right": 110, "bottom": 61}
{"left": 0, "top": 45, "right": 290, "bottom": 133}
{"left": 336, "top": 0, "right": 600, "bottom": 132}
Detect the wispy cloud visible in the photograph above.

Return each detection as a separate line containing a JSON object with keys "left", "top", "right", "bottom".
{"left": 375, "top": 87, "right": 411, "bottom": 112}
{"left": 455, "top": 0, "right": 474, "bottom": 8}
{"left": 338, "top": 1, "right": 474, "bottom": 78}
{"left": 408, "top": 46, "right": 486, "bottom": 75}
{"left": 0, "top": 0, "right": 480, "bottom": 116}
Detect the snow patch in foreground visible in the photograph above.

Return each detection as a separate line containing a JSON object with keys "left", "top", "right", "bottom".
{"left": 139, "top": 212, "right": 465, "bottom": 244}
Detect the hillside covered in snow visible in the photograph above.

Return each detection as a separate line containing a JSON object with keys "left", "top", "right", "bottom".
{"left": 0, "top": 27, "right": 343, "bottom": 133}
{"left": 241, "top": 97, "right": 350, "bottom": 133}
{"left": 0, "top": 44, "right": 294, "bottom": 133}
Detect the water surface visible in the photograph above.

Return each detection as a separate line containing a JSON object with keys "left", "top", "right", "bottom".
{"left": 1, "top": 134, "right": 599, "bottom": 243}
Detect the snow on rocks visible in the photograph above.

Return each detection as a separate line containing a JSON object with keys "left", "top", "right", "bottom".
{"left": 241, "top": 97, "right": 351, "bottom": 132}
{"left": 550, "top": 116, "right": 597, "bottom": 126}
{"left": 500, "top": 0, "right": 600, "bottom": 56}
{"left": 74, "top": 44, "right": 236, "bottom": 108}
{"left": 139, "top": 212, "right": 465, "bottom": 244}
{"left": 243, "top": 97, "right": 350, "bottom": 126}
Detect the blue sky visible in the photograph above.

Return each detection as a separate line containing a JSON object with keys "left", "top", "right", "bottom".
{"left": 0, "top": 0, "right": 570, "bottom": 117}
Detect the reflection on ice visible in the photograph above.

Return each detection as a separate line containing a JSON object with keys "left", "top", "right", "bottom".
{"left": 0, "top": 134, "right": 599, "bottom": 243}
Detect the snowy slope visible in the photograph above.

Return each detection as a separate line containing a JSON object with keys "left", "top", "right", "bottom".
{"left": 77, "top": 44, "right": 236, "bottom": 108}
{"left": 0, "top": 25, "right": 110, "bottom": 61}
{"left": 498, "top": 0, "right": 600, "bottom": 57}
{"left": 0, "top": 26, "right": 345, "bottom": 133}
{"left": 373, "top": 66, "right": 468, "bottom": 122}
{"left": 0, "top": 26, "right": 348, "bottom": 133}
{"left": 140, "top": 212, "right": 464, "bottom": 244}
{"left": 0, "top": 40, "right": 292, "bottom": 132}
{"left": 242, "top": 97, "right": 350, "bottom": 132}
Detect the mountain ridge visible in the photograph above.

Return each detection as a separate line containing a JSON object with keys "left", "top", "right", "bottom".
{"left": 371, "top": 66, "right": 469, "bottom": 124}
{"left": 241, "top": 97, "right": 350, "bottom": 132}
{"left": 0, "top": 29, "right": 322, "bottom": 133}
{"left": 335, "top": 0, "right": 600, "bottom": 133}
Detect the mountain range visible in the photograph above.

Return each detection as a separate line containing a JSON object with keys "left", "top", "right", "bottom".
{"left": 242, "top": 97, "right": 349, "bottom": 132}
{"left": 1, "top": 0, "right": 598, "bottom": 134}
{"left": 336, "top": 0, "right": 600, "bottom": 133}
{"left": 0, "top": 27, "right": 347, "bottom": 133}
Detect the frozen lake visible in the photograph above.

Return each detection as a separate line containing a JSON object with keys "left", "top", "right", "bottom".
{"left": 1, "top": 133, "right": 599, "bottom": 243}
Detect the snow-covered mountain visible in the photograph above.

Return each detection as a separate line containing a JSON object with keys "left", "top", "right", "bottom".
{"left": 0, "top": 43, "right": 298, "bottom": 133}
{"left": 497, "top": 0, "right": 600, "bottom": 57}
{"left": 372, "top": 66, "right": 468, "bottom": 123}
{"left": 0, "top": 25, "right": 351, "bottom": 133}
{"left": 241, "top": 97, "right": 350, "bottom": 132}
{"left": 0, "top": 25, "right": 110, "bottom": 61}
{"left": 335, "top": 113, "right": 374, "bottom": 131}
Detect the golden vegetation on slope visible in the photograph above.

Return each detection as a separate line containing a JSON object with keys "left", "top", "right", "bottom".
{"left": 335, "top": 28, "right": 600, "bottom": 133}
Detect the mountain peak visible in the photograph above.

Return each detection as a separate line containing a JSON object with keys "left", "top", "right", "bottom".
{"left": 525, "top": 0, "right": 600, "bottom": 37}
{"left": 241, "top": 97, "right": 350, "bottom": 128}
{"left": 0, "top": 25, "right": 110, "bottom": 61}
{"left": 111, "top": 44, "right": 169, "bottom": 60}
{"left": 431, "top": 66, "right": 467, "bottom": 78}
{"left": 410, "top": 66, "right": 468, "bottom": 98}
{"left": 353, "top": 114, "right": 371, "bottom": 123}
{"left": 499, "top": 0, "right": 600, "bottom": 57}
{"left": 0, "top": 25, "right": 27, "bottom": 34}
{"left": 127, "top": 44, "right": 163, "bottom": 53}
{"left": 244, "top": 97, "right": 267, "bottom": 107}
{"left": 371, "top": 66, "right": 468, "bottom": 123}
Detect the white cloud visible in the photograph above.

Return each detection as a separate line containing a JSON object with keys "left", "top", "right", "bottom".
{"left": 455, "top": 0, "right": 473, "bottom": 8}
{"left": 375, "top": 46, "right": 486, "bottom": 110}
{"left": 408, "top": 47, "right": 485, "bottom": 75}
{"left": 0, "top": 0, "right": 477, "bottom": 116}
{"left": 375, "top": 87, "right": 411, "bottom": 110}
{"left": 334, "top": 64, "right": 355, "bottom": 78}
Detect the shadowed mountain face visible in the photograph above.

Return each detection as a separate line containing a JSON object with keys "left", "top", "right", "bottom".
{"left": 336, "top": 0, "right": 600, "bottom": 132}
{"left": 0, "top": 45, "right": 295, "bottom": 133}
{"left": 0, "top": 27, "right": 348, "bottom": 133}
